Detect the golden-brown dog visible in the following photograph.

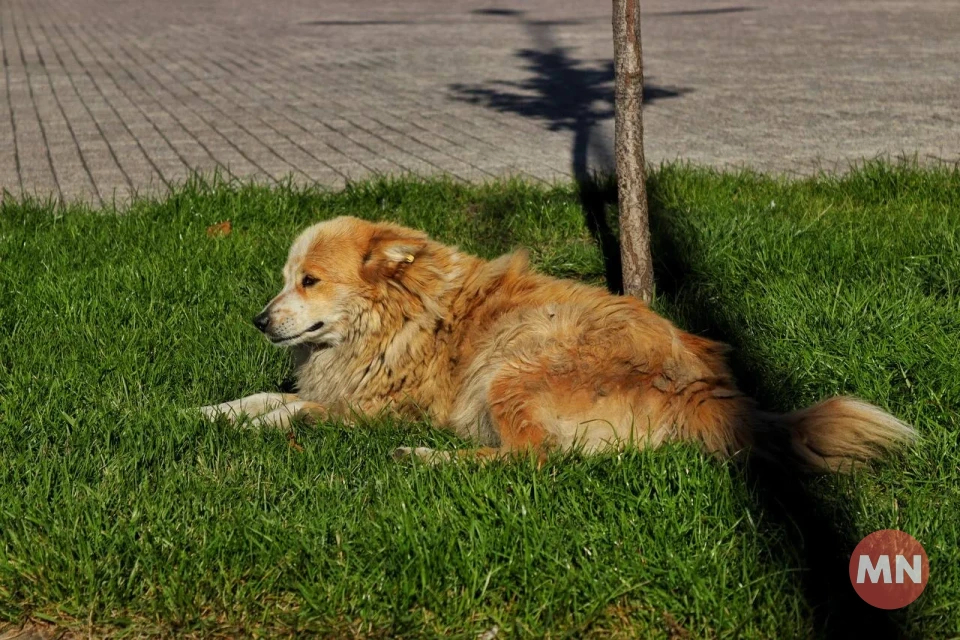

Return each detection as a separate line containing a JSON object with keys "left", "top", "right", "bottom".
{"left": 201, "top": 216, "right": 914, "bottom": 471}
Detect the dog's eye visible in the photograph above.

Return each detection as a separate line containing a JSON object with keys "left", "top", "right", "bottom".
{"left": 301, "top": 274, "right": 319, "bottom": 288}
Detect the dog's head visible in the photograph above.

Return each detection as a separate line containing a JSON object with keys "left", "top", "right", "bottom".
{"left": 253, "top": 216, "right": 430, "bottom": 347}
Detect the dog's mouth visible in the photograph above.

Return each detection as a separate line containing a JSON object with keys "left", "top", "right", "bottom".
{"left": 304, "top": 320, "right": 326, "bottom": 333}
{"left": 269, "top": 320, "right": 326, "bottom": 345}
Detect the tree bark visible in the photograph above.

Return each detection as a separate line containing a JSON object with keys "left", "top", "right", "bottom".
{"left": 612, "top": 0, "right": 654, "bottom": 302}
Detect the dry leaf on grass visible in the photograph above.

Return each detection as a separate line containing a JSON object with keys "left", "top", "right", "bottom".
{"left": 206, "top": 220, "right": 232, "bottom": 237}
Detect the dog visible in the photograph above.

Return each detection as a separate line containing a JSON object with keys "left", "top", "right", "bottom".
{"left": 200, "top": 216, "right": 914, "bottom": 471}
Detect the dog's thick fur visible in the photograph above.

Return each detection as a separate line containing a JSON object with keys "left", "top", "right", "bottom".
{"left": 202, "top": 216, "right": 914, "bottom": 471}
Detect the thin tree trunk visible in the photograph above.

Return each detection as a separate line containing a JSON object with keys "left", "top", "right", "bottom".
{"left": 612, "top": 0, "right": 654, "bottom": 302}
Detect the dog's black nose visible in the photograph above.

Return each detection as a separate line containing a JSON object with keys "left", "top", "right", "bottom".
{"left": 252, "top": 310, "right": 271, "bottom": 332}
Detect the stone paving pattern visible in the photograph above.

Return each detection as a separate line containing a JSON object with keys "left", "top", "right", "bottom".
{"left": 1, "top": 0, "right": 958, "bottom": 203}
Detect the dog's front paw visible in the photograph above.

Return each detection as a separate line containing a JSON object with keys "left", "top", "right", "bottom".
{"left": 197, "top": 404, "right": 236, "bottom": 423}
{"left": 392, "top": 446, "right": 451, "bottom": 464}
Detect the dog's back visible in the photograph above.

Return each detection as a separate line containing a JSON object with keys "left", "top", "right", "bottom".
{"left": 440, "top": 247, "right": 913, "bottom": 471}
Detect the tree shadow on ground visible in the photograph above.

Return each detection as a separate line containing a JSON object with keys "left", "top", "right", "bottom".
{"left": 450, "top": 9, "right": 689, "bottom": 293}
{"left": 642, "top": 177, "right": 910, "bottom": 638}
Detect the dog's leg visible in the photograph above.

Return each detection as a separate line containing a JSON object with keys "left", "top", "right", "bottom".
{"left": 392, "top": 446, "right": 501, "bottom": 464}
{"left": 393, "top": 365, "right": 558, "bottom": 465}
{"left": 199, "top": 392, "right": 299, "bottom": 423}
{"left": 392, "top": 446, "right": 549, "bottom": 467}
{"left": 249, "top": 400, "right": 327, "bottom": 429}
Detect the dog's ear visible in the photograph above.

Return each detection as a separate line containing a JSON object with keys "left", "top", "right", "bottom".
{"left": 362, "top": 229, "right": 428, "bottom": 281}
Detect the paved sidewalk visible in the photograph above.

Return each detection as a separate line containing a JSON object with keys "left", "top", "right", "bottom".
{"left": 1, "top": 0, "right": 958, "bottom": 204}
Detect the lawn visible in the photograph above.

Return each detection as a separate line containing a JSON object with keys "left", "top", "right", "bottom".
{"left": 1, "top": 163, "right": 958, "bottom": 638}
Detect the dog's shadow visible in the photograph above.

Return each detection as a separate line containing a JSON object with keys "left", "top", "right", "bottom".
{"left": 582, "top": 176, "right": 909, "bottom": 638}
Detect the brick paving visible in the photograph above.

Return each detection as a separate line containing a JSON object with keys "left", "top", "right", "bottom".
{"left": 1, "top": 0, "right": 958, "bottom": 204}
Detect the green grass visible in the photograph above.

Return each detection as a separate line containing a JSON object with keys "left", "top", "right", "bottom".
{"left": 1, "top": 163, "right": 958, "bottom": 638}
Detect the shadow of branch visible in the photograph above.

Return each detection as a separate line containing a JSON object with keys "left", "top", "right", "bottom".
{"left": 449, "top": 10, "right": 687, "bottom": 293}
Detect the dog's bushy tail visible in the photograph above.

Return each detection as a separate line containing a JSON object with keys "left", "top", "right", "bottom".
{"left": 756, "top": 396, "right": 915, "bottom": 473}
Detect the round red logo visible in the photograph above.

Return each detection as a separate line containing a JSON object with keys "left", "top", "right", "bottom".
{"left": 849, "top": 529, "right": 928, "bottom": 609}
